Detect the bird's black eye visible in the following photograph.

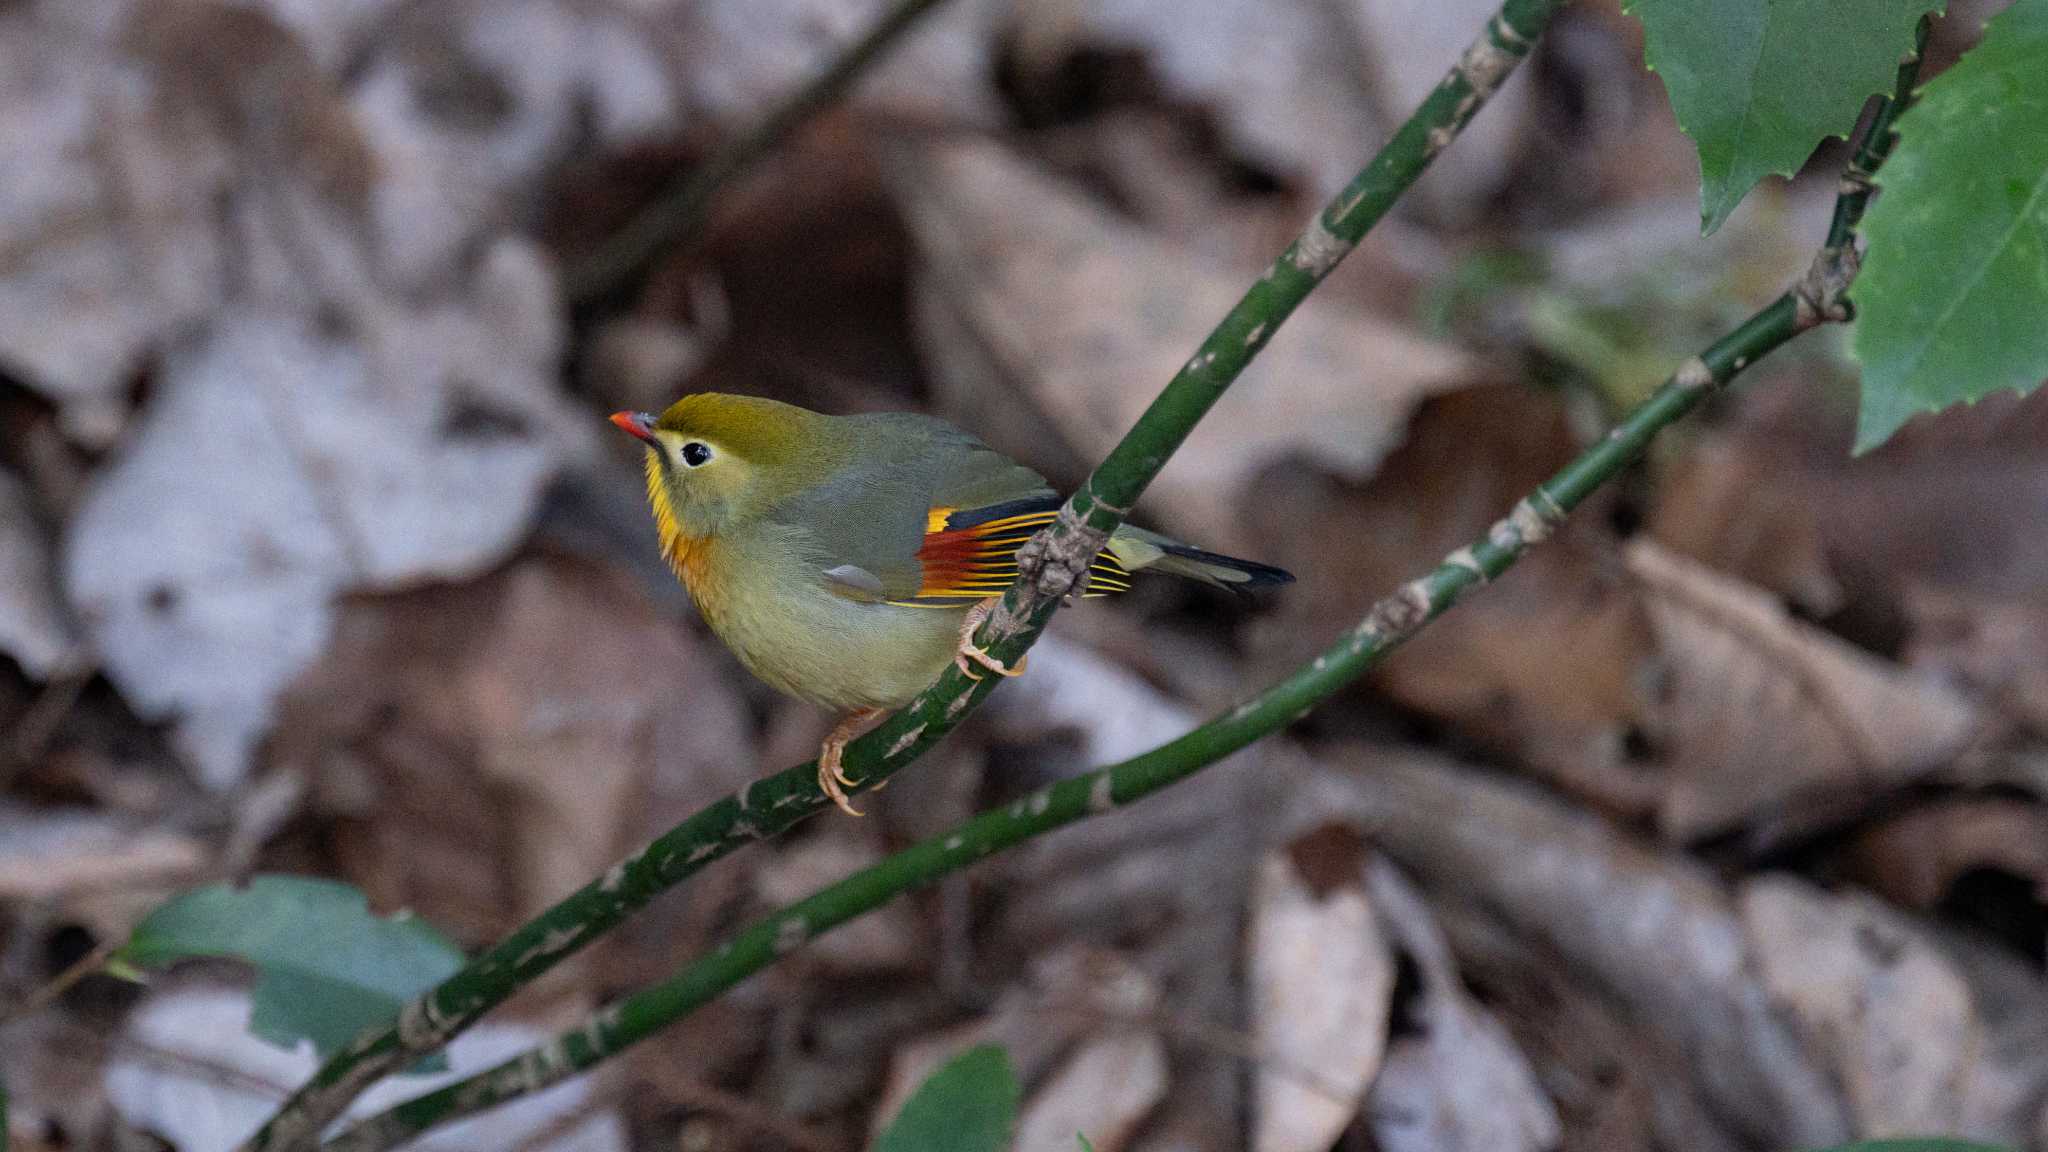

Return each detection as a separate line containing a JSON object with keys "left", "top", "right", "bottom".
{"left": 681, "top": 441, "right": 712, "bottom": 467}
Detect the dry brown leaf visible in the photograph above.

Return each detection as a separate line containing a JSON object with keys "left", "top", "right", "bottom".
{"left": 1627, "top": 539, "right": 1982, "bottom": 838}
{"left": 1018, "top": 1030, "right": 1171, "bottom": 1152}
{"left": 272, "top": 553, "right": 751, "bottom": 943}
{"left": 1740, "top": 875, "right": 2036, "bottom": 1142}
{"left": 1904, "top": 587, "right": 2048, "bottom": 735}
{"left": 0, "top": 473, "right": 77, "bottom": 679}
{"left": 1297, "top": 746, "right": 1851, "bottom": 1147}
{"left": 1248, "top": 846, "right": 1393, "bottom": 1152}
{"left": 891, "top": 136, "right": 1475, "bottom": 554}
{"left": 1839, "top": 798, "right": 2048, "bottom": 916}
{"left": 1649, "top": 431, "right": 1844, "bottom": 616}
{"left": 1365, "top": 859, "right": 1559, "bottom": 1152}
{"left": 1250, "top": 384, "right": 1655, "bottom": 814}
{"left": 1678, "top": 379, "right": 2048, "bottom": 638}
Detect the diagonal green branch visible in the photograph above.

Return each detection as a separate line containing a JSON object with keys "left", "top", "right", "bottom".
{"left": 244, "top": 3, "right": 1558, "bottom": 1148}
{"left": 322, "top": 23, "right": 1934, "bottom": 1144}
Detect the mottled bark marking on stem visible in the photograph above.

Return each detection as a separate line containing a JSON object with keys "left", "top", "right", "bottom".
{"left": 1674, "top": 356, "right": 1716, "bottom": 394}
{"left": 1289, "top": 215, "right": 1355, "bottom": 276}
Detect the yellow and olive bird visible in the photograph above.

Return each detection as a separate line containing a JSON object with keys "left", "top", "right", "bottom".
{"left": 612, "top": 394, "right": 1291, "bottom": 814}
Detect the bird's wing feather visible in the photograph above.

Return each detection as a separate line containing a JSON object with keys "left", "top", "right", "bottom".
{"left": 764, "top": 413, "right": 1129, "bottom": 605}
{"left": 899, "top": 495, "right": 1133, "bottom": 606}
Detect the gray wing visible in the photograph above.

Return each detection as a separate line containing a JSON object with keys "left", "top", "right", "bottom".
{"left": 769, "top": 412, "right": 1053, "bottom": 603}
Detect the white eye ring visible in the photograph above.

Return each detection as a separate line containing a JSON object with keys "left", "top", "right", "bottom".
{"left": 681, "top": 441, "right": 712, "bottom": 467}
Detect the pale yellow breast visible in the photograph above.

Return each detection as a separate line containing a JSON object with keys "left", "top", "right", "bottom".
{"left": 678, "top": 525, "right": 964, "bottom": 713}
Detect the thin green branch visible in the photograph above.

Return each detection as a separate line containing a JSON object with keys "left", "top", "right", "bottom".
{"left": 323, "top": 292, "right": 1831, "bottom": 1152}
{"left": 1824, "top": 13, "right": 1933, "bottom": 255}
{"left": 563, "top": 0, "right": 956, "bottom": 306}
{"left": 246, "top": 4, "right": 1557, "bottom": 1148}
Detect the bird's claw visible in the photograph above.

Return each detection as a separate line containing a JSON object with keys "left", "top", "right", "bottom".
{"left": 954, "top": 645, "right": 1026, "bottom": 681}
{"left": 817, "top": 739, "right": 863, "bottom": 818}
{"left": 955, "top": 597, "right": 1027, "bottom": 682}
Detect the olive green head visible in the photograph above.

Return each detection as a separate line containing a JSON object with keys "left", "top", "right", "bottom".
{"left": 611, "top": 393, "right": 844, "bottom": 542}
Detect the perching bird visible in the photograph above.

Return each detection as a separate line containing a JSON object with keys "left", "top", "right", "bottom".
{"left": 612, "top": 394, "right": 1292, "bottom": 814}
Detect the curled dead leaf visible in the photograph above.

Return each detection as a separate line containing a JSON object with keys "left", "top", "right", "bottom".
{"left": 1249, "top": 845, "right": 1394, "bottom": 1152}
{"left": 1365, "top": 858, "right": 1559, "bottom": 1152}
{"left": 1297, "top": 746, "right": 1850, "bottom": 1146}
{"left": 1740, "top": 875, "right": 2038, "bottom": 1142}
{"left": 1627, "top": 539, "right": 1982, "bottom": 839}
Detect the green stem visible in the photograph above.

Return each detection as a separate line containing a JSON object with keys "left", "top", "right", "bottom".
{"left": 1823, "top": 14, "right": 1931, "bottom": 254}
{"left": 325, "top": 286, "right": 1819, "bottom": 1152}
{"left": 248, "top": 3, "right": 1557, "bottom": 1147}
{"left": 563, "top": 0, "right": 956, "bottom": 307}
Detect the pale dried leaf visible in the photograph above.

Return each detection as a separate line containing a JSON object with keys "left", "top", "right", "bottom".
{"left": 104, "top": 985, "right": 626, "bottom": 1152}
{"left": 1740, "top": 875, "right": 2031, "bottom": 1141}
{"left": 0, "top": 473, "right": 77, "bottom": 678}
{"left": 1297, "top": 747, "right": 1850, "bottom": 1146}
{"left": 1016, "top": 1031, "right": 1170, "bottom": 1152}
{"left": 1049, "top": 0, "right": 1382, "bottom": 197}
{"left": 1249, "top": 850, "right": 1393, "bottom": 1152}
{"left": 1627, "top": 539, "right": 1981, "bottom": 838}
{"left": 0, "top": 6, "right": 229, "bottom": 442}
{"left": 1365, "top": 859, "right": 1559, "bottom": 1152}
{"left": 0, "top": 805, "right": 205, "bottom": 902}
{"left": 66, "top": 264, "right": 586, "bottom": 789}
{"left": 351, "top": 0, "right": 678, "bottom": 288}
{"left": 892, "top": 137, "right": 1474, "bottom": 553}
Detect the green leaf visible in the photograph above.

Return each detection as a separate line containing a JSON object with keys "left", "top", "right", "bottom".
{"left": 875, "top": 1045, "right": 1018, "bottom": 1152}
{"left": 1625, "top": 0, "right": 1942, "bottom": 234}
{"left": 1851, "top": 0, "right": 2048, "bottom": 450}
{"left": 114, "top": 875, "right": 464, "bottom": 1066}
{"left": 1078, "top": 1137, "right": 1096, "bottom": 1152}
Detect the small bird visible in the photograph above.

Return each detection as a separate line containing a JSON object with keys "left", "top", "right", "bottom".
{"left": 612, "top": 394, "right": 1292, "bottom": 814}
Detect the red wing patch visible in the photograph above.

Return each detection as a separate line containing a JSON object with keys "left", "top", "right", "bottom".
{"left": 894, "top": 506, "right": 1131, "bottom": 606}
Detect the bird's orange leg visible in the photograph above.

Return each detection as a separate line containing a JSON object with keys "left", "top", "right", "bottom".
{"left": 818, "top": 708, "right": 884, "bottom": 817}
{"left": 954, "top": 597, "right": 1028, "bottom": 681}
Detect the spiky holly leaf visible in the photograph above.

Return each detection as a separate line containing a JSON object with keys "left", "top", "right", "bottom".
{"left": 1626, "top": 0, "right": 1943, "bottom": 234}
{"left": 1852, "top": 0, "right": 2048, "bottom": 450}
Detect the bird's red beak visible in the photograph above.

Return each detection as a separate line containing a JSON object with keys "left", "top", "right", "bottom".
{"left": 609, "top": 411, "right": 657, "bottom": 443}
